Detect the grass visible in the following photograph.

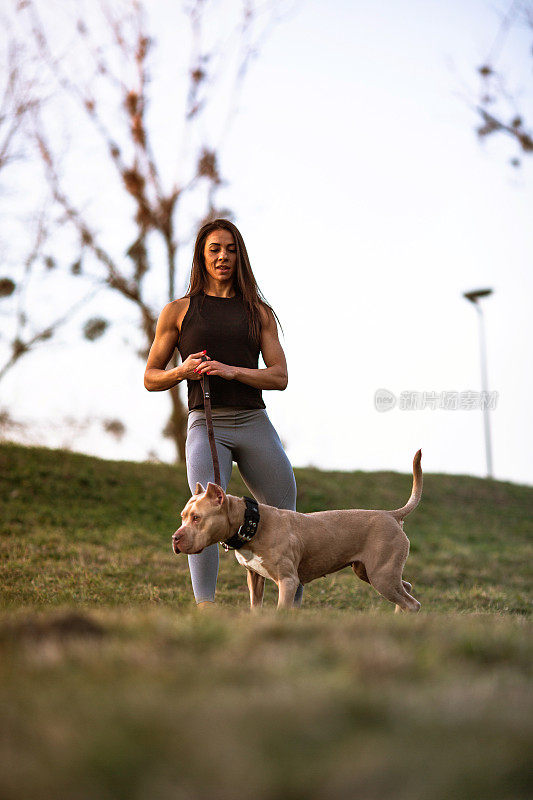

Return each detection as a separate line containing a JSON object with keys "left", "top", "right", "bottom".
{"left": 1, "top": 442, "right": 531, "bottom": 613}
{"left": 1, "top": 442, "right": 532, "bottom": 799}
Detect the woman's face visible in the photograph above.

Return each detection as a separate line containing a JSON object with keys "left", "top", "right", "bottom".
{"left": 203, "top": 229, "right": 237, "bottom": 285}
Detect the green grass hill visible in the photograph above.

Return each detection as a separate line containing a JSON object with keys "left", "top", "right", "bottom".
{"left": 1, "top": 442, "right": 531, "bottom": 612}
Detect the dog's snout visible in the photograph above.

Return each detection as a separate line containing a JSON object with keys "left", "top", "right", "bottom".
{"left": 172, "top": 529, "right": 183, "bottom": 555}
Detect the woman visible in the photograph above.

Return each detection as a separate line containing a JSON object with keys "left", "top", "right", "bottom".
{"left": 144, "top": 219, "right": 303, "bottom": 608}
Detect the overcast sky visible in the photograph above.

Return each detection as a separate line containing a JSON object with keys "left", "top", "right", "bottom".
{"left": 3, "top": 0, "right": 533, "bottom": 487}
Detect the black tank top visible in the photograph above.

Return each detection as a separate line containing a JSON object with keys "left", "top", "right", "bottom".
{"left": 178, "top": 292, "right": 266, "bottom": 411}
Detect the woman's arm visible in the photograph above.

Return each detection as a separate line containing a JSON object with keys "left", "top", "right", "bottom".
{"left": 144, "top": 300, "right": 205, "bottom": 391}
{"left": 195, "top": 305, "right": 288, "bottom": 391}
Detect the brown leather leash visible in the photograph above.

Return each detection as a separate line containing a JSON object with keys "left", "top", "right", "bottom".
{"left": 200, "top": 354, "right": 221, "bottom": 486}
{"left": 199, "top": 354, "right": 260, "bottom": 551}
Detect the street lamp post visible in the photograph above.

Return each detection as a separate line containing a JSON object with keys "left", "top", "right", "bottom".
{"left": 463, "top": 288, "right": 494, "bottom": 479}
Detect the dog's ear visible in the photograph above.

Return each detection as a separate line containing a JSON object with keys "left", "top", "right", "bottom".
{"left": 205, "top": 482, "right": 226, "bottom": 506}
{"left": 194, "top": 482, "right": 206, "bottom": 495}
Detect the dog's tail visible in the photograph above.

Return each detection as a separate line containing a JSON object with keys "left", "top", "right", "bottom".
{"left": 389, "top": 449, "right": 423, "bottom": 521}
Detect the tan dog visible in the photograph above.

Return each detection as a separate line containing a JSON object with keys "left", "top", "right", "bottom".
{"left": 173, "top": 450, "right": 423, "bottom": 611}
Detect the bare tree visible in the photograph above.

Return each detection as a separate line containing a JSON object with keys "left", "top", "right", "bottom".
{"left": 0, "top": 39, "right": 35, "bottom": 171}
{"left": 1, "top": 0, "right": 290, "bottom": 461}
{"left": 475, "top": 0, "right": 533, "bottom": 166}
{"left": 0, "top": 25, "right": 100, "bottom": 387}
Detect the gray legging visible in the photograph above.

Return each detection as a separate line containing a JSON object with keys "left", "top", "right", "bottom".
{"left": 185, "top": 406, "right": 303, "bottom": 606}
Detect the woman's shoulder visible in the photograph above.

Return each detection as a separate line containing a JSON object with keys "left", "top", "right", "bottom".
{"left": 258, "top": 300, "right": 275, "bottom": 327}
{"left": 174, "top": 295, "right": 191, "bottom": 310}
{"left": 175, "top": 296, "right": 191, "bottom": 331}
{"left": 159, "top": 296, "right": 191, "bottom": 332}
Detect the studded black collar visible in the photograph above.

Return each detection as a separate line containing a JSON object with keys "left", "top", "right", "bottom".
{"left": 220, "top": 496, "right": 260, "bottom": 551}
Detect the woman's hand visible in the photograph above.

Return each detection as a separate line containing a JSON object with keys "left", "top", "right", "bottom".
{"left": 180, "top": 350, "right": 209, "bottom": 381}
{"left": 195, "top": 358, "right": 236, "bottom": 381}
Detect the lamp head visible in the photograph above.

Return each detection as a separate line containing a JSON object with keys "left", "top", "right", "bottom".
{"left": 463, "top": 288, "right": 493, "bottom": 304}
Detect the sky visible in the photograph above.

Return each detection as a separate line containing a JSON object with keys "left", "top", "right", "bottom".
{"left": 2, "top": 0, "right": 533, "bottom": 486}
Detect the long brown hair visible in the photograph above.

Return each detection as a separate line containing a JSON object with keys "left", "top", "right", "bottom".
{"left": 185, "top": 219, "right": 282, "bottom": 344}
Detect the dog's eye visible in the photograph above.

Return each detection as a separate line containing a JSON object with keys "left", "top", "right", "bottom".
{"left": 192, "top": 515, "right": 200, "bottom": 523}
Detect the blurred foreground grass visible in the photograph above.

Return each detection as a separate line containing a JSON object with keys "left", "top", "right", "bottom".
{"left": 1, "top": 442, "right": 532, "bottom": 799}
{"left": 0, "top": 608, "right": 531, "bottom": 800}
